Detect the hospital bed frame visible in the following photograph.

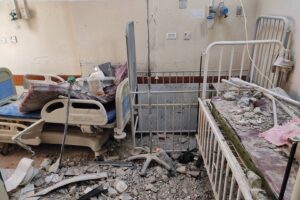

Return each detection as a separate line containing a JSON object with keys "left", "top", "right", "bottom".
{"left": 0, "top": 68, "right": 130, "bottom": 157}
{"left": 197, "top": 38, "right": 298, "bottom": 199}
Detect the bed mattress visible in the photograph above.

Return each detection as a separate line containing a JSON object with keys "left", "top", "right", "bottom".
{"left": 210, "top": 91, "right": 299, "bottom": 200}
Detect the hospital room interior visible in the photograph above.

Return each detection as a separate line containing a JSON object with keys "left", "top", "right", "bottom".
{"left": 0, "top": 0, "right": 300, "bottom": 199}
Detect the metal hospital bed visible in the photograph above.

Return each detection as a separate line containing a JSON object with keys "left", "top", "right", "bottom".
{"left": 127, "top": 15, "right": 293, "bottom": 154}
{"left": 0, "top": 68, "right": 130, "bottom": 157}
{"left": 197, "top": 16, "right": 298, "bottom": 200}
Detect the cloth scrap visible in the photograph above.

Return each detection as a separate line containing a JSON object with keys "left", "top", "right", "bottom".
{"left": 260, "top": 118, "right": 300, "bottom": 146}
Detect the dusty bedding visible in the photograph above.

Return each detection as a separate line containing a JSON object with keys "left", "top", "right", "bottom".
{"left": 19, "top": 63, "right": 127, "bottom": 113}
{"left": 211, "top": 91, "right": 299, "bottom": 200}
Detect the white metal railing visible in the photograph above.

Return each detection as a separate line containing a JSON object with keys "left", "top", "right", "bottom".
{"left": 201, "top": 40, "right": 285, "bottom": 99}
{"left": 197, "top": 98, "right": 253, "bottom": 200}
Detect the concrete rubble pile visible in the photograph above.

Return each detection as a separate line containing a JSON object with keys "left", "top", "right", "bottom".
{"left": 2, "top": 147, "right": 214, "bottom": 200}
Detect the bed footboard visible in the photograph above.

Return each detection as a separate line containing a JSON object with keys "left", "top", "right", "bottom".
{"left": 114, "top": 78, "right": 130, "bottom": 139}
{"left": 197, "top": 98, "right": 253, "bottom": 200}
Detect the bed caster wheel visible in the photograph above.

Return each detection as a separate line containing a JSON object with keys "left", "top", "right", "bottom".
{"left": 0, "top": 144, "right": 10, "bottom": 156}
{"left": 114, "top": 132, "right": 126, "bottom": 140}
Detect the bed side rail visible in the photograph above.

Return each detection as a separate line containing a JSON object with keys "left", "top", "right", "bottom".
{"left": 41, "top": 98, "right": 108, "bottom": 126}
{"left": 197, "top": 98, "right": 253, "bottom": 200}
{"left": 114, "top": 78, "right": 130, "bottom": 139}
{"left": 23, "top": 74, "right": 65, "bottom": 89}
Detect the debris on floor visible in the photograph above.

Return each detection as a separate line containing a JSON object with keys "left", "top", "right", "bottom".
{"left": 1, "top": 143, "right": 214, "bottom": 200}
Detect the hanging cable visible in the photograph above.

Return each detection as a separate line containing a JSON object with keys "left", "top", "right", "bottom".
{"left": 238, "top": 0, "right": 276, "bottom": 88}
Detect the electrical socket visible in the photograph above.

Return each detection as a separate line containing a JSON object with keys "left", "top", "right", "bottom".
{"left": 166, "top": 32, "right": 177, "bottom": 40}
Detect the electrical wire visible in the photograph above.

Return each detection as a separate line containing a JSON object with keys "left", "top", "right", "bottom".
{"left": 238, "top": 0, "right": 276, "bottom": 88}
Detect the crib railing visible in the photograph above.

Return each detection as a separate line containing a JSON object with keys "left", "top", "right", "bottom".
{"left": 201, "top": 40, "right": 285, "bottom": 99}
{"left": 197, "top": 98, "right": 253, "bottom": 200}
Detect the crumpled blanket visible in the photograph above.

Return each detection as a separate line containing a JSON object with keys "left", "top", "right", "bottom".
{"left": 20, "top": 63, "right": 128, "bottom": 113}
{"left": 260, "top": 118, "right": 300, "bottom": 146}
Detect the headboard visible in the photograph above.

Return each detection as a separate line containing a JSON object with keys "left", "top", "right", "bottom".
{"left": 0, "top": 68, "right": 16, "bottom": 106}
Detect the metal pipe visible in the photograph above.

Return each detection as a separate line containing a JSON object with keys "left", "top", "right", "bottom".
{"left": 230, "top": 78, "right": 300, "bottom": 107}
{"left": 278, "top": 142, "right": 298, "bottom": 200}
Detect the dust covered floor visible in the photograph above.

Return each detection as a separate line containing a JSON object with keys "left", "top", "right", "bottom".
{"left": 1, "top": 136, "right": 214, "bottom": 200}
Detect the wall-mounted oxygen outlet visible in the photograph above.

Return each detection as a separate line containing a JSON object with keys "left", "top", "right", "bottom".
{"left": 166, "top": 32, "right": 177, "bottom": 40}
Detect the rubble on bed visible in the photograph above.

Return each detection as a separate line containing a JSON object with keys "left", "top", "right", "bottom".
{"left": 209, "top": 89, "right": 300, "bottom": 200}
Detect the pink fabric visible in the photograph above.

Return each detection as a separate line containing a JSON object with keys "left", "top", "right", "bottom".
{"left": 260, "top": 118, "right": 300, "bottom": 146}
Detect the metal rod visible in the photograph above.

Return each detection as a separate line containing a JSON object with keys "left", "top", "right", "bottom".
{"left": 58, "top": 82, "right": 73, "bottom": 165}
{"left": 278, "top": 142, "right": 298, "bottom": 200}
{"left": 230, "top": 78, "right": 300, "bottom": 107}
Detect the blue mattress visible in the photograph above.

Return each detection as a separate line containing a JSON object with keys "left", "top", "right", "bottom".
{"left": 0, "top": 101, "right": 40, "bottom": 119}
{"left": 106, "top": 107, "right": 116, "bottom": 124}
{"left": 0, "top": 100, "right": 116, "bottom": 123}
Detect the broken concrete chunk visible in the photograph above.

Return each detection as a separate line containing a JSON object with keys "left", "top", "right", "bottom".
{"left": 254, "top": 107, "right": 263, "bottom": 114}
{"left": 162, "top": 175, "right": 169, "bottom": 182}
{"left": 69, "top": 185, "right": 77, "bottom": 195}
{"left": 39, "top": 158, "right": 52, "bottom": 171}
{"left": 187, "top": 170, "right": 200, "bottom": 177}
{"left": 67, "top": 161, "right": 75, "bottom": 167}
{"left": 146, "top": 176, "right": 156, "bottom": 184}
{"left": 115, "top": 168, "right": 126, "bottom": 176}
{"left": 223, "top": 92, "right": 237, "bottom": 101}
{"left": 86, "top": 165, "right": 99, "bottom": 173}
{"left": 250, "top": 188, "right": 269, "bottom": 200}
{"left": 108, "top": 187, "right": 118, "bottom": 197}
{"left": 247, "top": 171, "right": 262, "bottom": 189}
{"left": 118, "top": 192, "right": 133, "bottom": 200}
{"left": 45, "top": 174, "right": 63, "bottom": 184}
{"left": 132, "top": 188, "right": 138, "bottom": 196}
{"left": 83, "top": 187, "right": 93, "bottom": 194}
{"left": 238, "top": 97, "right": 251, "bottom": 107}
{"left": 114, "top": 179, "right": 128, "bottom": 193}
{"left": 65, "top": 167, "right": 81, "bottom": 176}
{"left": 237, "top": 119, "right": 248, "bottom": 126}
{"left": 145, "top": 184, "right": 159, "bottom": 193}
{"left": 176, "top": 166, "right": 187, "bottom": 174}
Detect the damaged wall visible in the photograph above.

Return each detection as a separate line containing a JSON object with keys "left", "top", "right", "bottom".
{"left": 0, "top": 0, "right": 258, "bottom": 75}
{"left": 257, "top": 0, "right": 300, "bottom": 100}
